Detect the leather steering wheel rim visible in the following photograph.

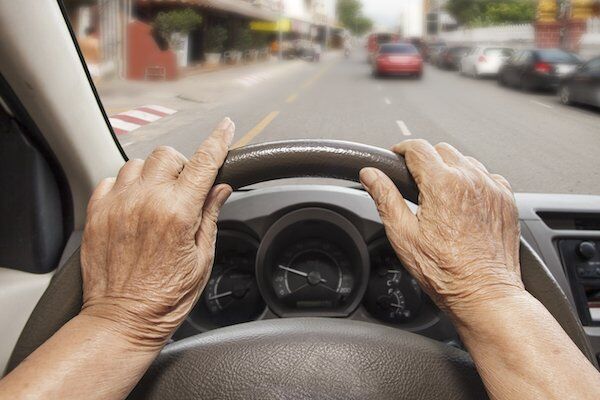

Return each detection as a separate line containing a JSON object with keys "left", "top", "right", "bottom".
{"left": 8, "top": 140, "right": 597, "bottom": 399}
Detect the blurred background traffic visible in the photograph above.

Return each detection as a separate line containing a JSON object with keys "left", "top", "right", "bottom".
{"left": 63, "top": 0, "right": 600, "bottom": 194}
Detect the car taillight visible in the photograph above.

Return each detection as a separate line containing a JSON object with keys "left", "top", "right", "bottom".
{"left": 534, "top": 62, "right": 552, "bottom": 74}
{"left": 478, "top": 55, "right": 487, "bottom": 63}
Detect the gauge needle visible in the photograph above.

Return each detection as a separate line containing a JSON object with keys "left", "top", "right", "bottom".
{"left": 208, "top": 291, "right": 233, "bottom": 301}
{"left": 390, "top": 303, "right": 404, "bottom": 308}
{"left": 278, "top": 265, "right": 327, "bottom": 283}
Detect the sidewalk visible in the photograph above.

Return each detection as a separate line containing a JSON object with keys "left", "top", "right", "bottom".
{"left": 96, "top": 58, "right": 305, "bottom": 115}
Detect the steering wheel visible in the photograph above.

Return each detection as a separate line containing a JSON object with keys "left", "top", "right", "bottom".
{"left": 8, "top": 140, "right": 597, "bottom": 399}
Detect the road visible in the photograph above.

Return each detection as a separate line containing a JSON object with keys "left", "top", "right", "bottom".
{"left": 113, "top": 51, "right": 600, "bottom": 195}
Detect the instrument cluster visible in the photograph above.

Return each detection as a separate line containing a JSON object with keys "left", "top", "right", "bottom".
{"left": 186, "top": 207, "right": 438, "bottom": 332}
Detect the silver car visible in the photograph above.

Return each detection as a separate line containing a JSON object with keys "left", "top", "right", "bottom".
{"left": 460, "top": 46, "right": 514, "bottom": 78}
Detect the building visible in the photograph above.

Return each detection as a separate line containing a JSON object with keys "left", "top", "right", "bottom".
{"left": 423, "top": 0, "right": 456, "bottom": 38}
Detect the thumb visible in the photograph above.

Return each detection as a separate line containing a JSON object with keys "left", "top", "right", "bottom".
{"left": 359, "top": 167, "right": 418, "bottom": 245}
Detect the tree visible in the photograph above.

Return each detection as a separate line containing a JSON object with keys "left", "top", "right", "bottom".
{"left": 446, "top": 0, "right": 536, "bottom": 27}
{"left": 205, "top": 26, "right": 228, "bottom": 54}
{"left": 336, "top": 0, "right": 373, "bottom": 35}
{"left": 231, "top": 25, "right": 253, "bottom": 51}
{"left": 153, "top": 8, "right": 203, "bottom": 49}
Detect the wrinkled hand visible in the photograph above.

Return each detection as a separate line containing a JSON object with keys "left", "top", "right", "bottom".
{"left": 360, "top": 140, "right": 524, "bottom": 322}
{"left": 80, "top": 118, "right": 235, "bottom": 349}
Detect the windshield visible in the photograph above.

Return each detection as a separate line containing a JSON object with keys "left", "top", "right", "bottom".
{"left": 64, "top": 0, "right": 600, "bottom": 195}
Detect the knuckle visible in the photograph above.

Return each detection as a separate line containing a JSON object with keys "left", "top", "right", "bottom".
{"left": 434, "top": 142, "right": 451, "bottom": 151}
{"left": 194, "top": 147, "right": 220, "bottom": 168}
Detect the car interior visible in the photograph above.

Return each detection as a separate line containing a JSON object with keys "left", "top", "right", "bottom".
{"left": 1, "top": 1, "right": 600, "bottom": 399}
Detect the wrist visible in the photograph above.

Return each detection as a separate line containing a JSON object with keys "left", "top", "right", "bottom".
{"left": 79, "top": 301, "right": 173, "bottom": 352}
{"left": 444, "top": 281, "right": 530, "bottom": 333}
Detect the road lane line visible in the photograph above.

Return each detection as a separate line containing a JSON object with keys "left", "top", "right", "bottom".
{"left": 384, "top": 97, "right": 391, "bottom": 105}
{"left": 396, "top": 120, "right": 412, "bottom": 136}
{"left": 286, "top": 93, "right": 299, "bottom": 103}
{"left": 301, "top": 62, "right": 336, "bottom": 89}
{"left": 233, "top": 111, "right": 280, "bottom": 148}
{"left": 530, "top": 100, "right": 553, "bottom": 109}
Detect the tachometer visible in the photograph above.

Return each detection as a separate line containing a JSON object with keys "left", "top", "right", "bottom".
{"left": 190, "top": 231, "right": 265, "bottom": 328}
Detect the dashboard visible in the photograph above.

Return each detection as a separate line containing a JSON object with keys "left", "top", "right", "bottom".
{"left": 175, "top": 184, "right": 600, "bottom": 361}
{"left": 175, "top": 185, "right": 449, "bottom": 342}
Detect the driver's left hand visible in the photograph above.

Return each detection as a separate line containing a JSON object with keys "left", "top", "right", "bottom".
{"left": 80, "top": 118, "right": 234, "bottom": 349}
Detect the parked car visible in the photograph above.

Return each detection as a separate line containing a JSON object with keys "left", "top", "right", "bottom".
{"left": 366, "top": 32, "right": 400, "bottom": 63}
{"left": 559, "top": 56, "right": 600, "bottom": 108}
{"left": 427, "top": 43, "right": 447, "bottom": 65}
{"left": 436, "top": 46, "right": 471, "bottom": 70}
{"left": 498, "top": 48, "right": 581, "bottom": 91}
{"left": 459, "top": 46, "right": 514, "bottom": 78}
{"left": 372, "top": 43, "right": 423, "bottom": 78}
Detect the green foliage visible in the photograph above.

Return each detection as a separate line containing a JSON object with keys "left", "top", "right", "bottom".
{"left": 446, "top": 0, "right": 536, "bottom": 27}
{"left": 231, "top": 25, "right": 253, "bottom": 51}
{"left": 205, "top": 25, "right": 228, "bottom": 53}
{"left": 154, "top": 8, "right": 203, "bottom": 40}
{"left": 336, "top": 0, "right": 373, "bottom": 35}
{"left": 251, "top": 33, "right": 269, "bottom": 49}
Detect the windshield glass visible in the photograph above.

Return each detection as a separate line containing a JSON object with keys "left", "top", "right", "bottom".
{"left": 64, "top": 0, "right": 600, "bottom": 195}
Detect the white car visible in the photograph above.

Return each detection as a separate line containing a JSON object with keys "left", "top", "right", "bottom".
{"left": 459, "top": 46, "right": 514, "bottom": 78}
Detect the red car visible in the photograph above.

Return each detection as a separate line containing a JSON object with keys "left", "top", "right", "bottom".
{"left": 372, "top": 43, "right": 423, "bottom": 78}
{"left": 366, "top": 32, "right": 400, "bottom": 62}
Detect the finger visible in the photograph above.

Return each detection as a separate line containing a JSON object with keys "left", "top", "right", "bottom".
{"left": 434, "top": 142, "right": 467, "bottom": 168}
{"left": 178, "top": 118, "right": 235, "bottom": 204}
{"left": 87, "top": 177, "right": 115, "bottom": 214}
{"left": 113, "top": 159, "right": 144, "bottom": 190}
{"left": 142, "top": 146, "right": 187, "bottom": 182}
{"left": 491, "top": 173, "right": 512, "bottom": 191}
{"left": 465, "top": 156, "right": 489, "bottom": 173}
{"left": 359, "top": 168, "right": 418, "bottom": 244}
{"left": 392, "top": 139, "right": 446, "bottom": 186}
{"left": 195, "top": 184, "right": 233, "bottom": 248}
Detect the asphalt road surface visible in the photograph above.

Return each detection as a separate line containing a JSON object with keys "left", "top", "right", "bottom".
{"left": 116, "top": 51, "right": 600, "bottom": 195}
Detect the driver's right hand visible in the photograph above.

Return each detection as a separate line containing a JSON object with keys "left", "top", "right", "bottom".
{"left": 359, "top": 140, "right": 525, "bottom": 325}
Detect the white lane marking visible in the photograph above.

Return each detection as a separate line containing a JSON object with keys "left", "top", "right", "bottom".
{"left": 109, "top": 117, "right": 140, "bottom": 132}
{"left": 120, "top": 109, "right": 162, "bottom": 122}
{"left": 145, "top": 104, "right": 177, "bottom": 115}
{"left": 377, "top": 84, "right": 383, "bottom": 91}
{"left": 384, "top": 97, "right": 391, "bottom": 105}
{"left": 530, "top": 100, "right": 553, "bottom": 109}
{"left": 396, "top": 120, "right": 412, "bottom": 136}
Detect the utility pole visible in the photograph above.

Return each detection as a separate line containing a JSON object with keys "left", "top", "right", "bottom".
{"left": 278, "top": 1, "right": 283, "bottom": 59}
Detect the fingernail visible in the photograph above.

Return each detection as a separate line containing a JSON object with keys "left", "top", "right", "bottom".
{"left": 218, "top": 117, "right": 235, "bottom": 146}
{"left": 360, "top": 168, "right": 379, "bottom": 188}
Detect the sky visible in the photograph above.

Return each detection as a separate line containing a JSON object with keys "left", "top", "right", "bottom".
{"left": 361, "top": 0, "right": 424, "bottom": 36}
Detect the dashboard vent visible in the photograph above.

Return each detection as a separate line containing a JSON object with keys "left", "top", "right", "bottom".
{"left": 538, "top": 212, "right": 600, "bottom": 231}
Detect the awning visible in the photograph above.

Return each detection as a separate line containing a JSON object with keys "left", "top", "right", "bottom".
{"left": 250, "top": 19, "right": 291, "bottom": 32}
{"left": 137, "top": 0, "right": 279, "bottom": 21}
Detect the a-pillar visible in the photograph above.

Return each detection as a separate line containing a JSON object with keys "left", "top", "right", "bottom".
{"left": 535, "top": 0, "right": 561, "bottom": 48}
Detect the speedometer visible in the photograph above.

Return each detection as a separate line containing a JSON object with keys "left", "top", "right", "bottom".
{"left": 272, "top": 239, "right": 354, "bottom": 309}
{"left": 256, "top": 208, "right": 370, "bottom": 317}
